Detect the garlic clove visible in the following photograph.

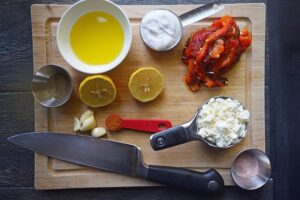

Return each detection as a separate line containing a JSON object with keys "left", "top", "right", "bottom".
{"left": 74, "top": 117, "right": 81, "bottom": 132}
{"left": 91, "top": 127, "right": 107, "bottom": 138}
{"left": 80, "top": 110, "right": 94, "bottom": 124}
{"left": 80, "top": 115, "right": 97, "bottom": 132}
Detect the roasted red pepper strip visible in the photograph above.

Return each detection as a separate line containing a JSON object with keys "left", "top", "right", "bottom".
{"left": 182, "top": 15, "right": 251, "bottom": 91}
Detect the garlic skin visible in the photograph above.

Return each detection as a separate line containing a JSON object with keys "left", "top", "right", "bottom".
{"left": 80, "top": 115, "right": 96, "bottom": 132}
{"left": 74, "top": 117, "right": 81, "bottom": 132}
{"left": 91, "top": 127, "right": 107, "bottom": 138}
{"left": 80, "top": 110, "right": 94, "bottom": 124}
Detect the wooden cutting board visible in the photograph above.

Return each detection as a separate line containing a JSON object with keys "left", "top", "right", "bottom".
{"left": 31, "top": 3, "right": 265, "bottom": 189}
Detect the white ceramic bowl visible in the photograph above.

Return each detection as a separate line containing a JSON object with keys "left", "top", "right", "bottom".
{"left": 57, "top": 0, "right": 132, "bottom": 74}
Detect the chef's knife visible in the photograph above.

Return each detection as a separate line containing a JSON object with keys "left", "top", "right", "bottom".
{"left": 8, "top": 132, "right": 224, "bottom": 193}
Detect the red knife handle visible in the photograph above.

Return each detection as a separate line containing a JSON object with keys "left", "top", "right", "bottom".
{"left": 120, "top": 119, "right": 172, "bottom": 133}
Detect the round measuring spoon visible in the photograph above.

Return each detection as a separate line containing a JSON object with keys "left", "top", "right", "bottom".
{"left": 32, "top": 65, "right": 73, "bottom": 107}
{"left": 140, "top": 2, "right": 224, "bottom": 51}
{"left": 105, "top": 114, "right": 172, "bottom": 133}
{"left": 150, "top": 96, "right": 248, "bottom": 151}
{"left": 231, "top": 149, "right": 271, "bottom": 190}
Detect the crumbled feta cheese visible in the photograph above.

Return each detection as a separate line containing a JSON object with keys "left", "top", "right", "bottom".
{"left": 197, "top": 97, "right": 250, "bottom": 147}
{"left": 239, "top": 110, "right": 250, "bottom": 121}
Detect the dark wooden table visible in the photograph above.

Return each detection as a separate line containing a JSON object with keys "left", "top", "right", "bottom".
{"left": 1, "top": 0, "right": 299, "bottom": 199}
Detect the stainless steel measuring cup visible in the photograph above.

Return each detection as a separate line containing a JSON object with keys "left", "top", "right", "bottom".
{"left": 32, "top": 65, "right": 73, "bottom": 107}
{"left": 140, "top": 2, "right": 224, "bottom": 51}
{"left": 150, "top": 96, "right": 247, "bottom": 150}
{"left": 231, "top": 149, "right": 271, "bottom": 190}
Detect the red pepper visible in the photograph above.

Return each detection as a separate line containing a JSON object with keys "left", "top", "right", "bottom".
{"left": 182, "top": 16, "right": 252, "bottom": 91}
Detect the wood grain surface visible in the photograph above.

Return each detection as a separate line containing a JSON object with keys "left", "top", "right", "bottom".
{"left": 31, "top": 3, "right": 265, "bottom": 189}
{"left": 3, "top": 0, "right": 293, "bottom": 199}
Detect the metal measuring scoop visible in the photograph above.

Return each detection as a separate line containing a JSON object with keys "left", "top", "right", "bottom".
{"left": 32, "top": 65, "right": 73, "bottom": 107}
{"left": 150, "top": 96, "right": 247, "bottom": 150}
{"left": 140, "top": 2, "right": 224, "bottom": 51}
{"left": 231, "top": 149, "right": 271, "bottom": 190}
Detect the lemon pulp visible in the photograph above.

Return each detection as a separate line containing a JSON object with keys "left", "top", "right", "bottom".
{"left": 128, "top": 67, "right": 164, "bottom": 102}
{"left": 79, "top": 75, "right": 117, "bottom": 107}
{"left": 70, "top": 11, "right": 124, "bottom": 65}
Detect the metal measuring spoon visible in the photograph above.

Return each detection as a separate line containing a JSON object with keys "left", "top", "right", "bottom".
{"left": 140, "top": 2, "right": 224, "bottom": 51}
{"left": 150, "top": 96, "right": 247, "bottom": 150}
{"left": 231, "top": 149, "right": 271, "bottom": 190}
{"left": 32, "top": 65, "right": 73, "bottom": 107}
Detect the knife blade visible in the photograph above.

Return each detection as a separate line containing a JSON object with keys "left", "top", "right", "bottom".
{"left": 8, "top": 132, "right": 224, "bottom": 193}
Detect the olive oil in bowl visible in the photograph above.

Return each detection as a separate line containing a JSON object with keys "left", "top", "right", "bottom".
{"left": 70, "top": 11, "right": 124, "bottom": 65}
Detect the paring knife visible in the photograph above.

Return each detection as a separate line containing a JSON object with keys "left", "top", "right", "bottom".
{"left": 8, "top": 132, "right": 224, "bottom": 193}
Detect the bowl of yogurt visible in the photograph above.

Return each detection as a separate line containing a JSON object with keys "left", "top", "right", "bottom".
{"left": 140, "top": 9, "right": 183, "bottom": 51}
{"left": 139, "top": 3, "right": 224, "bottom": 51}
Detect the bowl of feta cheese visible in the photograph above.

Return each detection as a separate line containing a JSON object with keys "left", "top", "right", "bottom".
{"left": 197, "top": 96, "right": 250, "bottom": 148}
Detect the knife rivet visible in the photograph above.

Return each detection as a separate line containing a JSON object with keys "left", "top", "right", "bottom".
{"left": 156, "top": 137, "right": 165, "bottom": 147}
{"left": 208, "top": 181, "right": 219, "bottom": 191}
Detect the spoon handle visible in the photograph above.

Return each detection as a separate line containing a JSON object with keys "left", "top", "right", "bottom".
{"left": 179, "top": 1, "right": 224, "bottom": 27}
{"left": 121, "top": 119, "right": 172, "bottom": 133}
{"left": 150, "top": 125, "right": 189, "bottom": 151}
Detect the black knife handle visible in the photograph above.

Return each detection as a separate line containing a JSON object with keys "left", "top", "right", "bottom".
{"left": 150, "top": 126, "right": 188, "bottom": 151}
{"left": 147, "top": 165, "right": 224, "bottom": 193}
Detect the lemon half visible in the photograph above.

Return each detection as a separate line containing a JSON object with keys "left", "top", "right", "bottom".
{"left": 79, "top": 75, "right": 116, "bottom": 107}
{"left": 128, "top": 67, "right": 164, "bottom": 102}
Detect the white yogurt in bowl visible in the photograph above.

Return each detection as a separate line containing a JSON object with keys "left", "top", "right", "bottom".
{"left": 140, "top": 9, "right": 182, "bottom": 51}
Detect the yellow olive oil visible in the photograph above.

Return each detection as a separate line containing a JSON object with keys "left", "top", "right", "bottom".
{"left": 70, "top": 11, "right": 124, "bottom": 65}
